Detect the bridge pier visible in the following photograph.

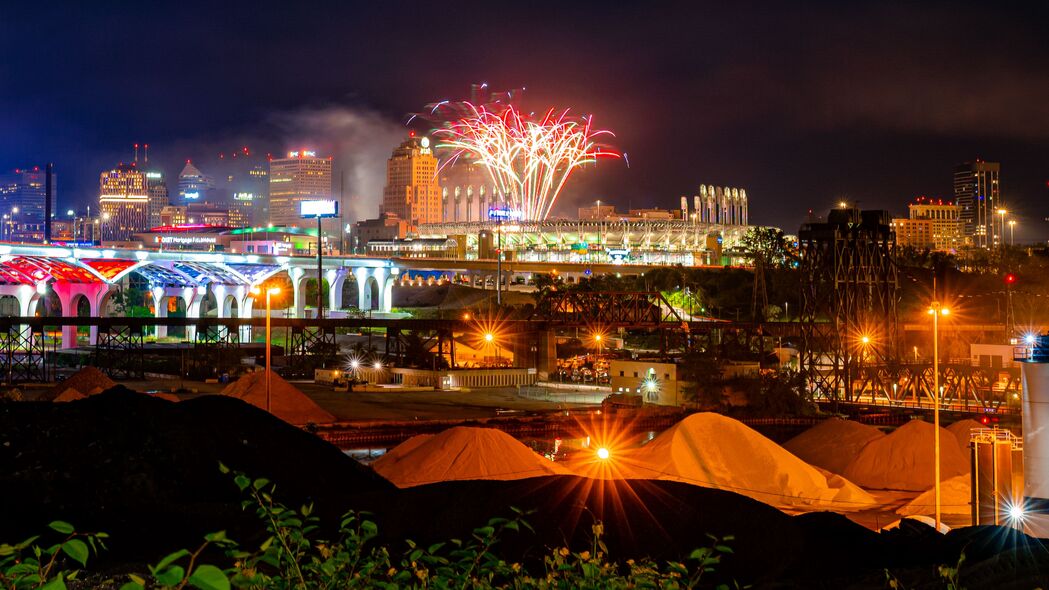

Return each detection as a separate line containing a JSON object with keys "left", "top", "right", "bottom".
{"left": 52, "top": 282, "right": 109, "bottom": 349}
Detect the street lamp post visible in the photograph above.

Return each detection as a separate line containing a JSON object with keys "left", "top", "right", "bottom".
{"left": 996, "top": 209, "right": 1007, "bottom": 249}
{"left": 1009, "top": 219, "right": 1016, "bottom": 246}
{"left": 928, "top": 298, "right": 950, "bottom": 531}
{"left": 252, "top": 286, "right": 281, "bottom": 413}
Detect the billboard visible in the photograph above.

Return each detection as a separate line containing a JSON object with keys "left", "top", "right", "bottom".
{"left": 299, "top": 199, "right": 339, "bottom": 218}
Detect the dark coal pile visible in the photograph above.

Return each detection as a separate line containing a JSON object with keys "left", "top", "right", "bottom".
{"left": 2, "top": 388, "right": 1047, "bottom": 588}
{"left": 0, "top": 387, "right": 391, "bottom": 562}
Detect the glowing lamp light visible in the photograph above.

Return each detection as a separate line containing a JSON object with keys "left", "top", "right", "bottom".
{"left": 267, "top": 287, "right": 281, "bottom": 295}
{"left": 373, "top": 361, "right": 383, "bottom": 370}
{"left": 860, "top": 335, "right": 870, "bottom": 344}
{"left": 596, "top": 447, "right": 610, "bottom": 460}
{"left": 484, "top": 333, "right": 494, "bottom": 343}
{"left": 594, "top": 334, "right": 603, "bottom": 342}
{"left": 1026, "top": 334, "right": 1037, "bottom": 345}
{"left": 350, "top": 360, "right": 360, "bottom": 370}
{"left": 462, "top": 312, "right": 471, "bottom": 320}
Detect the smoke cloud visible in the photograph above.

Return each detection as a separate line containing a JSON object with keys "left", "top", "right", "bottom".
{"left": 271, "top": 105, "right": 405, "bottom": 222}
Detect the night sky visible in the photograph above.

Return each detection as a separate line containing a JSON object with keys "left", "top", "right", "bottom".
{"left": 3, "top": 1, "right": 1049, "bottom": 239}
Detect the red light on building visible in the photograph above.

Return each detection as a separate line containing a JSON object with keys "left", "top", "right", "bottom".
{"left": 1005, "top": 273, "right": 1017, "bottom": 284}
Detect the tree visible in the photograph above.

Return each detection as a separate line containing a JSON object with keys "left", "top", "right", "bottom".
{"left": 739, "top": 227, "right": 797, "bottom": 269}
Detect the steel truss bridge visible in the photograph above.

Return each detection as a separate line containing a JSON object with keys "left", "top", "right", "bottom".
{"left": 0, "top": 310, "right": 1020, "bottom": 417}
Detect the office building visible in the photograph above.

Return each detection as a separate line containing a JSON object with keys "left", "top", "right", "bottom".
{"left": 98, "top": 163, "right": 149, "bottom": 241}
{"left": 954, "top": 160, "right": 1001, "bottom": 248}
{"left": 177, "top": 160, "right": 213, "bottom": 204}
{"left": 144, "top": 169, "right": 169, "bottom": 229}
{"left": 908, "top": 197, "right": 962, "bottom": 250}
{"left": 228, "top": 191, "right": 255, "bottom": 228}
{"left": 0, "top": 166, "right": 54, "bottom": 241}
{"left": 268, "top": 150, "right": 333, "bottom": 227}
{"left": 158, "top": 205, "right": 187, "bottom": 227}
{"left": 381, "top": 133, "right": 441, "bottom": 229}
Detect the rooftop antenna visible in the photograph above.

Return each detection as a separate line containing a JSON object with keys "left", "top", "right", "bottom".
{"left": 134, "top": 143, "right": 139, "bottom": 163}
{"left": 144, "top": 143, "right": 149, "bottom": 164}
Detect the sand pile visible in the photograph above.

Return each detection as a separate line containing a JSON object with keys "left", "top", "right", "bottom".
{"left": 373, "top": 426, "right": 571, "bottom": 488}
{"left": 53, "top": 388, "right": 87, "bottom": 402}
{"left": 49, "top": 367, "right": 116, "bottom": 399}
{"left": 222, "top": 369, "right": 335, "bottom": 426}
{"left": 896, "top": 474, "right": 971, "bottom": 517}
{"left": 947, "top": 419, "right": 983, "bottom": 453}
{"left": 588, "top": 413, "right": 876, "bottom": 512}
{"left": 783, "top": 418, "right": 885, "bottom": 475}
{"left": 843, "top": 420, "right": 969, "bottom": 491}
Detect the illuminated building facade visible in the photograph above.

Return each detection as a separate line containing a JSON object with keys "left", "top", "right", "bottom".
{"left": 381, "top": 134, "right": 442, "bottom": 229}
{"left": 177, "top": 161, "right": 213, "bottom": 204}
{"left": 440, "top": 161, "right": 499, "bottom": 222}
{"left": 144, "top": 170, "right": 169, "bottom": 229}
{"left": 228, "top": 192, "right": 255, "bottom": 228}
{"left": 902, "top": 197, "right": 962, "bottom": 251}
{"left": 98, "top": 163, "right": 149, "bottom": 241}
{"left": 158, "top": 205, "right": 187, "bottom": 227}
{"left": 268, "top": 151, "right": 332, "bottom": 227}
{"left": 693, "top": 185, "right": 748, "bottom": 225}
{"left": 0, "top": 167, "right": 54, "bottom": 241}
{"left": 891, "top": 218, "right": 934, "bottom": 249}
{"left": 954, "top": 160, "right": 1000, "bottom": 248}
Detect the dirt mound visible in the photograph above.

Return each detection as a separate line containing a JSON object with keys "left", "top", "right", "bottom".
{"left": 896, "top": 475, "right": 971, "bottom": 517}
{"left": 373, "top": 427, "right": 571, "bottom": 487}
{"left": 0, "top": 385, "right": 391, "bottom": 564}
{"left": 48, "top": 367, "right": 115, "bottom": 399}
{"left": 52, "top": 388, "right": 86, "bottom": 402}
{"left": 222, "top": 369, "right": 335, "bottom": 425}
{"left": 573, "top": 412, "right": 877, "bottom": 512}
{"left": 783, "top": 418, "right": 885, "bottom": 475}
{"left": 844, "top": 420, "right": 969, "bottom": 491}
{"left": 946, "top": 419, "right": 983, "bottom": 452}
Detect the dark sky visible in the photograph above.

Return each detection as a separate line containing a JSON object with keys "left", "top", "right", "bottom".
{"left": 3, "top": 1, "right": 1049, "bottom": 239}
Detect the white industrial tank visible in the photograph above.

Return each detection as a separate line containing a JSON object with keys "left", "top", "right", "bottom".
{"left": 1020, "top": 337, "right": 1049, "bottom": 536}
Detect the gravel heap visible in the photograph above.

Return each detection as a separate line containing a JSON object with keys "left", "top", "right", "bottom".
{"left": 373, "top": 427, "right": 571, "bottom": 487}
{"left": 844, "top": 420, "right": 969, "bottom": 491}
{"left": 783, "top": 418, "right": 885, "bottom": 475}
{"left": 222, "top": 369, "right": 335, "bottom": 425}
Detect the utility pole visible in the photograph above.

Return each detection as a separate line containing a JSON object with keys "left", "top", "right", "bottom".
{"left": 496, "top": 218, "right": 502, "bottom": 306}
{"left": 317, "top": 215, "right": 323, "bottom": 320}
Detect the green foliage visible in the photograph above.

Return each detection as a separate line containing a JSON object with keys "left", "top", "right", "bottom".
{"left": 6, "top": 465, "right": 746, "bottom": 589}
{"left": 0, "top": 520, "right": 108, "bottom": 589}
{"left": 739, "top": 227, "right": 797, "bottom": 269}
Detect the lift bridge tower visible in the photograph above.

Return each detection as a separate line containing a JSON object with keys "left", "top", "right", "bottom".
{"left": 798, "top": 208, "right": 899, "bottom": 401}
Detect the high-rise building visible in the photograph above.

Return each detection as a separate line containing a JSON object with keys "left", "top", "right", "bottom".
{"left": 144, "top": 169, "right": 169, "bottom": 229}
{"left": 177, "top": 160, "right": 213, "bottom": 204}
{"left": 268, "top": 151, "right": 333, "bottom": 227}
{"left": 0, "top": 166, "right": 54, "bottom": 241}
{"left": 909, "top": 197, "right": 962, "bottom": 251}
{"left": 954, "top": 160, "right": 1001, "bottom": 248}
{"left": 381, "top": 133, "right": 442, "bottom": 228}
{"left": 98, "top": 163, "right": 149, "bottom": 241}
{"left": 228, "top": 191, "right": 255, "bottom": 228}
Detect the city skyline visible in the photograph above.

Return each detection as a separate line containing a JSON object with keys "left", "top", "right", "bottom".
{"left": 3, "top": 2, "right": 1049, "bottom": 240}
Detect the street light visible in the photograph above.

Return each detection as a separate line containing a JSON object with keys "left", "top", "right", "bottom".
{"left": 927, "top": 299, "right": 950, "bottom": 531}
{"left": 1009, "top": 219, "right": 1016, "bottom": 246}
{"left": 251, "top": 285, "right": 281, "bottom": 413}
{"left": 997, "top": 209, "right": 1007, "bottom": 248}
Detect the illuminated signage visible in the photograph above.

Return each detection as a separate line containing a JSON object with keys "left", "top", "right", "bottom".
{"left": 299, "top": 199, "right": 339, "bottom": 218}
{"left": 156, "top": 235, "right": 217, "bottom": 245}
{"left": 145, "top": 172, "right": 162, "bottom": 179}
{"left": 234, "top": 192, "right": 255, "bottom": 201}
{"left": 184, "top": 191, "right": 200, "bottom": 200}
{"left": 288, "top": 151, "right": 317, "bottom": 158}
{"left": 488, "top": 208, "right": 522, "bottom": 220}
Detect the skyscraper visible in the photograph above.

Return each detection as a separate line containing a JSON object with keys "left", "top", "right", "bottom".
{"left": 268, "top": 151, "right": 333, "bottom": 227}
{"left": 177, "top": 161, "right": 213, "bottom": 204}
{"left": 98, "top": 163, "right": 149, "bottom": 241}
{"left": 0, "top": 166, "right": 54, "bottom": 241}
{"left": 381, "top": 133, "right": 442, "bottom": 228}
{"left": 953, "top": 160, "right": 1001, "bottom": 248}
{"left": 144, "top": 169, "right": 169, "bottom": 229}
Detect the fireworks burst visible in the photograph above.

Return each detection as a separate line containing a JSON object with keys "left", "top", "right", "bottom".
{"left": 434, "top": 103, "right": 619, "bottom": 221}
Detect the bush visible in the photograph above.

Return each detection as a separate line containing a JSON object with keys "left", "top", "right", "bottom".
{"left": 1, "top": 465, "right": 739, "bottom": 589}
